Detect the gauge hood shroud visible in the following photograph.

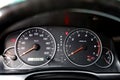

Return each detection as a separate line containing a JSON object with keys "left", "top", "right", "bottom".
{"left": 26, "top": 71, "right": 99, "bottom": 80}
{"left": 0, "top": 0, "right": 120, "bottom": 29}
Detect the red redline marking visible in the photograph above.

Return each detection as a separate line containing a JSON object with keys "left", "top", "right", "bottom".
{"left": 87, "top": 56, "right": 95, "bottom": 60}
{"left": 97, "top": 41, "right": 101, "bottom": 55}
{"left": 104, "top": 57, "right": 110, "bottom": 64}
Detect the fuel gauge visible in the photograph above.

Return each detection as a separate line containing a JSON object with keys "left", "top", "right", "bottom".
{"left": 96, "top": 47, "right": 114, "bottom": 68}
{"left": 2, "top": 46, "right": 22, "bottom": 68}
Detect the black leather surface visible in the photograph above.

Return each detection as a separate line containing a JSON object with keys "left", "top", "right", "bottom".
{"left": 25, "top": 71, "right": 99, "bottom": 80}
{"left": 0, "top": 0, "right": 120, "bottom": 29}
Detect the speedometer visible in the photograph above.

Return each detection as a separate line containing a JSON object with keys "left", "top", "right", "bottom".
{"left": 64, "top": 28, "right": 102, "bottom": 67}
{"left": 15, "top": 27, "right": 56, "bottom": 66}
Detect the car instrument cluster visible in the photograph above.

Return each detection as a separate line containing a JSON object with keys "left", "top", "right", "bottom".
{"left": 0, "top": 9, "right": 118, "bottom": 73}
{"left": 2, "top": 26, "right": 115, "bottom": 72}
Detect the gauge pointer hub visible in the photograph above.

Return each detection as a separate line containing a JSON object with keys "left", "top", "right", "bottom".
{"left": 20, "top": 44, "right": 40, "bottom": 56}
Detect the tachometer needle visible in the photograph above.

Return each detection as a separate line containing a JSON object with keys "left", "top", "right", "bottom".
{"left": 68, "top": 46, "right": 84, "bottom": 56}
{"left": 20, "top": 44, "right": 40, "bottom": 56}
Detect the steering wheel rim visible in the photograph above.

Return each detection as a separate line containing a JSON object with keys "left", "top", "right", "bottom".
{"left": 0, "top": 0, "right": 120, "bottom": 27}
{"left": 0, "top": 0, "right": 120, "bottom": 40}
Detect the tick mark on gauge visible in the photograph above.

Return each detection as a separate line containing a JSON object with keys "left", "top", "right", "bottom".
{"left": 65, "top": 28, "right": 102, "bottom": 67}
{"left": 91, "top": 38, "right": 94, "bottom": 41}
{"left": 85, "top": 34, "right": 88, "bottom": 37}
{"left": 94, "top": 45, "right": 97, "bottom": 48}
{"left": 16, "top": 27, "right": 56, "bottom": 66}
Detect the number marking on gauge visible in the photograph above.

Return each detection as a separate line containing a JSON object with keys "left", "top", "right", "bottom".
{"left": 15, "top": 27, "right": 56, "bottom": 66}
{"left": 64, "top": 28, "right": 102, "bottom": 67}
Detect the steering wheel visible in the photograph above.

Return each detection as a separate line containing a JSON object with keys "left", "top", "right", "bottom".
{"left": 0, "top": 0, "right": 120, "bottom": 28}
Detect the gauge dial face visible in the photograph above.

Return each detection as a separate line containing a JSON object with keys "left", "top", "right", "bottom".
{"left": 3, "top": 47, "right": 21, "bottom": 68}
{"left": 96, "top": 47, "right": 114, "bottom": 68}
{"left": 15, "top": 27, "right": 56, "bottom": 66}
{"left": 64, "top": 28, "right": 102, "bottom": 67}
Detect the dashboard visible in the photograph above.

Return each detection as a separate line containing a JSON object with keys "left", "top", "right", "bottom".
{"left": 2, "top": 26, "right": 115, "bottom": 71}
{"left": 0, "top": 0, "right": 120, "bottom": 80}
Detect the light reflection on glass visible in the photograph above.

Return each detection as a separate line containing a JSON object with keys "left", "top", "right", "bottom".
{"left": 0, "top": 0, "right": 25, "bottom": 8}
{"left": 0, "top": 11, "right": 2, "bottom": 17}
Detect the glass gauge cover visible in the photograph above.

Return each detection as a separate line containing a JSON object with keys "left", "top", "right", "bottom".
{"left": 3, "top": 47, "right": 21, "bottom": 68}
{"left": 15, "top": 27, "right": 56, "bottom": 66}
{"left": 96, "top": 47, "right": 114, "bottom": 68}
{"left": 64, "top": 28, "right": 102, "bottom": 67}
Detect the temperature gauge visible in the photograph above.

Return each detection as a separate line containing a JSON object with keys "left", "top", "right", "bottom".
{"left": 2, "top": 46, "right": 22, "bottom": 68}
{"left": 96, "top": 47, "right": 114, "bottom": 68}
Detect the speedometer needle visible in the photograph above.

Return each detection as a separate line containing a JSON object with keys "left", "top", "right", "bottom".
{"left": 68, "top": 46, "right": 84, "bottom": 56}
{"left": 20, "top": 44, "right": 40, "bottom": 56}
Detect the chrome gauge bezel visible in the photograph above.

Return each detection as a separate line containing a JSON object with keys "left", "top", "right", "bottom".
{"left": 63, "top": 28, "right": 102, "bottom": 67}
{"left": 96, "top": 47, "right": 114, "bottom": 68}
{"left": 2, "top": 46, "right": 22, "bottom": 69}
{"left": 15, "top": 27, "right": 56, "bottom": 67}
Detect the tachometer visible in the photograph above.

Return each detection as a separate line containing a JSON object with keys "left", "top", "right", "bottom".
{"left": 64, "top": 28, "right": 102, "bottom": 67}
{"left": 15, "top": 27, "right": 56, "bottom": 66}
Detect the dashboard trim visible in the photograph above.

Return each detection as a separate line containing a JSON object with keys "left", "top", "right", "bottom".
{"left": 69, "top": 9, "right": 120, "bottom": 22}
{"left": 1, "top": 70, "right": 120, "bottom": 80}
